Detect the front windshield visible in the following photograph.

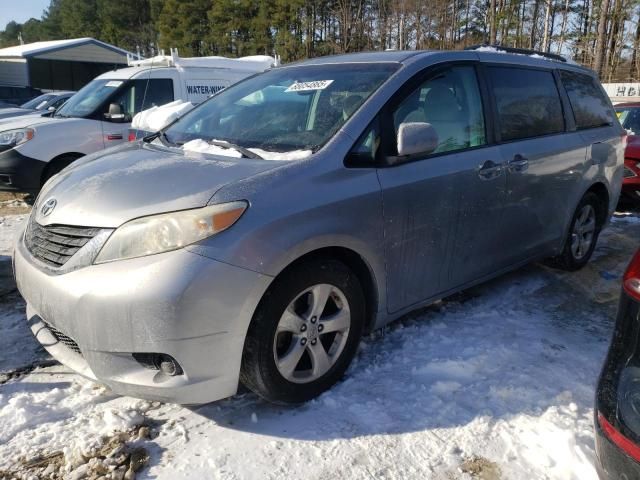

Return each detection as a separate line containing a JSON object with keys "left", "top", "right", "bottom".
{"left": 55, "top": 79, "right": 123, "bottom": 118}
{"left": 164, "top": 63, "right": 399, "bottom": 154}
{"left": 21, "top": 94, "right": 55, "bottom": 110}
{"left": 616, "top": 106, "right": 640, "bottom": 135}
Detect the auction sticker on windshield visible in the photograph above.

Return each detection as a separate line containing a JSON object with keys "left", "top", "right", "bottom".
{"left": 285, "top": 80, "right": 334, "bottom": 92}
{"left": 105, "top": 81, "right": 123, "bottom": 88}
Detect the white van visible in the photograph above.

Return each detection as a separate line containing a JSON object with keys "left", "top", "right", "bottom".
{"left": 0, "top": 51, "right": 276, "bottom": 193}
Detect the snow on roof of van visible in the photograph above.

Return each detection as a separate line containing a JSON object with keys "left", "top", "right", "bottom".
{"left": 0, "top": 38, "right": 134, "bottom": 59}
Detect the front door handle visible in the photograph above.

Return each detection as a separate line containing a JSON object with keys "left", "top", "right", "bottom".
{"left": 477, "top": 160, "right": 503, "bottom": 180}
{"left": 507, "top": 154, "right": 529, "bottom": 173}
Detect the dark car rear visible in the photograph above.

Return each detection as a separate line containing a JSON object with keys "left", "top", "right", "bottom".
{"left": 0, "top": 85, "right": 42, "bottom": 107}
{"left": 596, "top": 249, "right": 640, "bottom": 478}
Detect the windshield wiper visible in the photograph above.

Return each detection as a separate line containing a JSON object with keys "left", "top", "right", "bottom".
{"left": 142, "top": 131, "right": 161, "bottom": 143}
{"left": 208, "top": 140, "right": 263, "bottom": 160}
{"left": 143, "top": 131, "right": 174, "bottom": 146}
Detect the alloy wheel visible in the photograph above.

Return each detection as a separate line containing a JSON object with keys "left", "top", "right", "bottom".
{"left": 571, "top": 204, "right": 596, "bottom": 260}
{"left": 273, "top": 283, "right": 351, "bottom": 384}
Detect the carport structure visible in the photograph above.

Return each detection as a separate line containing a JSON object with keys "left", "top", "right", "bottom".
{"left": 0, "top": 38, "right": 135, "bottom": 91}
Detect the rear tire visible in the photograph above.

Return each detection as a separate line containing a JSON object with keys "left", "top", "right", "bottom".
{"left": 546, "top": 192, "right": 604, "bottom": 271}
{"left": 240, "top": 258, "right": 365, "bottom": 404}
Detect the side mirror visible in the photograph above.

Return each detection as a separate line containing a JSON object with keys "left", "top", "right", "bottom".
{"left": 397, "top": 122, "right": 438, "bottom": 157}
{"left": 47, "top": 106, "right": 56, "bottom": 111}
{"left": 105, "top": 103, "right": 126, "bottom": 122}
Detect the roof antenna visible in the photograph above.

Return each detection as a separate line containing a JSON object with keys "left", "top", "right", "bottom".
{"left": 135, "top": 53, "right": 157, "bottom": 141}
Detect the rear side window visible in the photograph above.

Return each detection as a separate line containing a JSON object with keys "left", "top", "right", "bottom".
{"left": 560, "top": 70, "right": 614, "bottom": 130}
{"left": 489, "top": 67, "right": 564, "bottom": 142}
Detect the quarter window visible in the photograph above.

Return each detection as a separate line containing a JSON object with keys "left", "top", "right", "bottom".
{"left": 489, "top": 67, "right": 564, "bottom": 142}
{"left": 560, "top": 70, "right": 614, "bottom": 130}
{"left": 348, "top": 117, "right": 381, "bottom": 165}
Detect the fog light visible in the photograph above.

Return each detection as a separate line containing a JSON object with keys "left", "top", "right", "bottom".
{"left": 157, "top": 354, "right": 182, "bottom": 376}
{"left": 132, "top": 352, "right": 183, "bottom": 376}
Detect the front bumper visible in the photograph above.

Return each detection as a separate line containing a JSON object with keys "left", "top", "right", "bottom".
{"left": 0, "top": 146, "right": 47, "bottom": 193}
{"left": 14, "top": 233, "right": 272, "bottom": 404}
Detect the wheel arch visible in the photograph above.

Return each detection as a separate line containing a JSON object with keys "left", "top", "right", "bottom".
{"left": 557, "top": 181, "right": 611, "bottom": 255}
{"left": 260, "top": 246, "right": 381, "bottom": 334}
{"left": 40, "top": 152, "right": 84, "bottom": 186}
{"left": 585, "top": 181, "right": 610, "bottom": 225}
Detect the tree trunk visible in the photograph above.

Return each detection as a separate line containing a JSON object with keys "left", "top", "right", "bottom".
{"left": 530, "top": 0, "right": 540, "bottom": 49}
{"left": 464, "top": 0, "right": 471, "bottom": 46}
{"left": 542, "top": 0, "right": 552, "bottom": 52}
{"left": 594, "top": 0, "right": 611, "bottom": 76}
{"left": 490, "top": 0, "right": 497, "bottom": 44}
{"left": 632, "top": 7, "right": 640, "bottom": 80}
{"left": 556, "top": 0, "right": 569, "bottom": 54}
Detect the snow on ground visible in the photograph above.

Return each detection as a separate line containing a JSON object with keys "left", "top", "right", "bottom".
{"left": 0, "top": 213, "right": 27, "bottom": 257}
{"left": 1, "top": 209, "right": 639, "bottom": 479}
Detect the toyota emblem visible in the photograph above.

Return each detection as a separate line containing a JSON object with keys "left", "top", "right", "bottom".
{"left": 40, "top": 198, "right": 57, "bottom": 217}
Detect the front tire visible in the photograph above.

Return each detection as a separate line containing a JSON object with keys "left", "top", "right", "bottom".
{"left": 240, "top": 258, "right": 365, "bottom": 404}
{"left": 41, "top": 155, "right": 81, "bottom": 186}
{"left": 547, "top": 192, "right": 604, "bottom": 271}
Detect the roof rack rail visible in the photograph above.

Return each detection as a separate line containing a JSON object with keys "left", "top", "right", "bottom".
{"left": 465, "top": 44, "right": 567, "bottom": 63}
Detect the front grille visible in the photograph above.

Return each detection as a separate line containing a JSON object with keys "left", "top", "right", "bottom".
{"left": 44, "top": 321, "right": 82, "bottom": 355}
{"left": 25, "top": 220, "right": 101, "bottom": 268}
{"left": 624, "top": 166, "right": 637, "bottom": 178}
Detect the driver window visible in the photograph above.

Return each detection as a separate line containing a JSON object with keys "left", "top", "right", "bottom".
{"left": 392, "top": 65, "right": 486, "bottom": 154}
{"left": 106, "top": 79, "right": 174, "bottom": 121}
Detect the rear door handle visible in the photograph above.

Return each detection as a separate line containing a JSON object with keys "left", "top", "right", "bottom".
{"left": 477, "top": 160, "right": 503, "bottom": 180}
{"left": 507, "top": 154, "right": 529, "bottom": 173}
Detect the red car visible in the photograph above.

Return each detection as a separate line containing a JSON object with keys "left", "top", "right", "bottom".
{"left": 615, "top": 103, "right": 640, "bottom": 202}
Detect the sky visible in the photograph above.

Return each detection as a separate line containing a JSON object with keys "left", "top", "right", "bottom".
{"left": 0, "top": 0, "right": 50, "bottom": 31}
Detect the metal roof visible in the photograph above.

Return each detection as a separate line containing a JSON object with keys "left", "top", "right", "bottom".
{"left": 0, "top": 38, "right": 135, "bottom": 61}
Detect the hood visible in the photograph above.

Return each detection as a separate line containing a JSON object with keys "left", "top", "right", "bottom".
{"left": 0, "top": 108, "right": 34, "bottom": 119}
{"left": 0, "top": 113, "right": 57, "bottom": 129}
{"left": 35, "top": 142, "right": 283, "bottom": 228}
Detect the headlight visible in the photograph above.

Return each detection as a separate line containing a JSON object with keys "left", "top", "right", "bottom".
{"left": 94, "top": 201, "right": 248, "bottom": 263}
{"left": 0, "top": 128, "right": 34, "bottom": 147}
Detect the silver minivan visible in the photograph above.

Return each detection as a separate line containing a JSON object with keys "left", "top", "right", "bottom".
{"left": 14, "top": 48, "right": 624, "bottom": 405}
